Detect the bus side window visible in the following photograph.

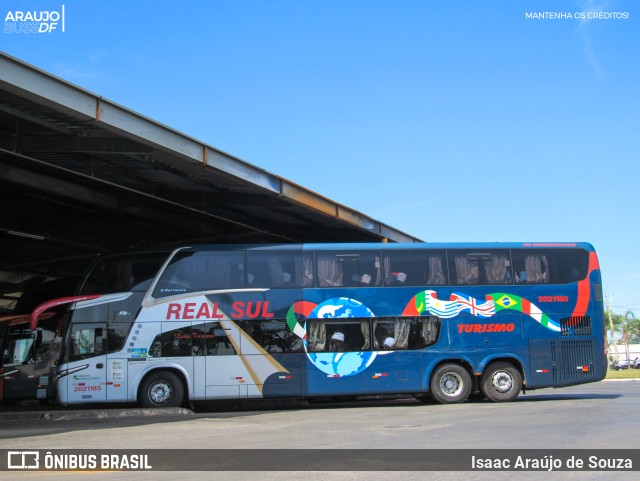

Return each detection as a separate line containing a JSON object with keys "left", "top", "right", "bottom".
{"left": 324, "top": 321, "right": 366, "bottom": 352}
{"left": 254, "top": 320, "right": 304, "bottom": 353}
{"left": 412, "top": 316, "right": 441, "bottom": 349}
{"left": 68, "top": 325, "right": 106, "bottom": 361}
{"left": 449, "top": 251, "right": 511, "bottom": 285}
{"left": 3, "top": 332, "right": 35, "bottom": 365}
{"left": 193, "top": 322, "right": 235, "bottom": 356}
{"left": 383, "top": 250, "right": 448, "bottom": 287}
{"left": 306, "top": 320, "right": 326, "bottom": 352}
{"left": 246, "top": 251, "right": 314, "bottom": 288}
{"left": 450, "top": 253, "right": 481, "bottom": 285}
{"left": 512, "top": 251, "right": 549, "bottom": 284}
{"left": 317, "top": 252, "right": 382, "bottom": 288}
{"left": 372, "top": 318, "right": 413, "bottom": 350}
{"left": 316, "top": 254, "right": 344, "bottom": 287}
{"left": 483, "top": 252, "right": 512, "bottom": 285}
{"left": 240, "top": 321, "right": 263, "bottom": 345}
{"left": 156, "top": 326, "right": 192, "bottom": 357}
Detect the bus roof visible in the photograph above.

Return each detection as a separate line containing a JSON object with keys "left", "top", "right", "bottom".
{"left": 178, "top": 242, "right": 597, "bottom": 252}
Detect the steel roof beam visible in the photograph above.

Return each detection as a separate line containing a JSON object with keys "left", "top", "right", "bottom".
{"left": 0, "top": 104, "right": 75, "bottom": 135}
{"left": 9, "top": 135, "right": 153, "bottom": 154}
{"left": 0, "top": 52, "right": 421, "bottom": 243}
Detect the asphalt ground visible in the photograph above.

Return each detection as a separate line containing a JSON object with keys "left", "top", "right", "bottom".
{"left": 0, "top": 378, "right": 637, "bottom": 424}
{"left": 1, "top": 380, "right": 638, "bottom": 481}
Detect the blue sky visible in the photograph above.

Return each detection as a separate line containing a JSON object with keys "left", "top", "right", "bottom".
{"left": 2, "top": 1, "right": 639, "bottom": 314}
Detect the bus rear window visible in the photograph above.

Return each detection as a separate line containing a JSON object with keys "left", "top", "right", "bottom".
{"left": 512, "top": 249, "right": 589, "bottom": 284}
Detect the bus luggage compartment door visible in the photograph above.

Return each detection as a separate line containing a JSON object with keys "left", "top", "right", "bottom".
{"left": 361, "top": 352, "right": 420, "bottom": 393}
{"left": 528, "top": 339, "right": 556, "bottom": 387}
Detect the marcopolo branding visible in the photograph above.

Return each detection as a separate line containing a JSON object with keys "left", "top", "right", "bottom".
{"left": 4, "top": 5, "right": 65, "bottom": 33}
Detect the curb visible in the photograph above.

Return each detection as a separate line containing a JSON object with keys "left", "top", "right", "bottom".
{"left": 0, "top": 407, "right": 193, "bottom": 422}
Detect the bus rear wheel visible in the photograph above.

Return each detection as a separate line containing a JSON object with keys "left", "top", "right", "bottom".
{"left": 140, "top": 371, "right": 184, "bottom": 408}
{"left": 481, "top": 362, "right": 522, "bottom": 402}
{"left": 429, "top": 364, "right": 471, "bottom": 404}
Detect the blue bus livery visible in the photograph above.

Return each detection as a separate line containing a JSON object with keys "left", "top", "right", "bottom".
{"left": 1, "top": 242, "right": 606, "bottom": 407}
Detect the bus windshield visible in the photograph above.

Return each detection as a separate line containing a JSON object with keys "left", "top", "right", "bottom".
{"left": 79, "top": 253, "right": 168, "bottom": 295}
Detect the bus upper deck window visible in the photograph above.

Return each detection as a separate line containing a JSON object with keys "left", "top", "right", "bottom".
{"left": 316, "top": 251, "right": 381, "bottom": 288}
{"left": 512, "top": 249, "right": 588, "bottom": 284}
{"left": 153, "top": 251, "right": 245, "bottom": 297}
{"left": 382, "top": 250, "right": 447, "bottom": 286}
{"left": 449, "top": 250, "right": 512, "bottom": 285}
{"left": 246, "top": 251, "right": 313, "bottom": 288}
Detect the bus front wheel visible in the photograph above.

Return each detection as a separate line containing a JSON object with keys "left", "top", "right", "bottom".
{"left": 429, "top": 364, "right": 471, "bottom": 404}
{"left": 140, "top": 371, "right": 185, "bottom": 408}
{"left": 481, "top": 362, "right": 522, "bottom": 402}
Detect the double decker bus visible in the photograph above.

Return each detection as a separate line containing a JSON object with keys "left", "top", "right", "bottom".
{"left": 2, "top": 242, "right": 606, "bottom": 407}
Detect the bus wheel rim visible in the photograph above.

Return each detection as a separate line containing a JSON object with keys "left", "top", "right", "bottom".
{"left": 491, "top": 371, "right": 513, "bottom": 393}
{"left": 440, "top": 372, "right": 463, "bottom": 396}
{"left": 150, "top": 381, "right": 172, "bottom": 404}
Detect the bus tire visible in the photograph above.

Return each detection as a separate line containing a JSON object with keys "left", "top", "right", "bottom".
{"left": 429, "top": 364, "right": 471, "bottom": 404}
{"left": 139, "top": 370, "right": 184, "bottom": 408}
{"left": 481, "top": 362, "right": 522, "bottom": 402}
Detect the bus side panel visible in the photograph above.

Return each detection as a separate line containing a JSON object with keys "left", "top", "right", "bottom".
{"left": 56, "top": 372, "right": 69, "bottom": 405}
{"left": 304, "top": 359, "right": 363, "bottom": 397}
{"left": 528, "top": 338, "right": 604, "bottom": 389}
{"left": 528, "top": 339, "right": 556, "bottom": 388}
{"left": 261, "top": 353, "right": 305, "bottom": 398}
{"left": 105, "top": 356, "right": 129, "bottom": 402}
{"left": 62, "top": 354, "right": 108, "bottom": 404}
{"left": 449, "top": 311, "right": 524, "bottom": 350}
{"left": 361, "top": 351, "right": 421, "bottom": 394}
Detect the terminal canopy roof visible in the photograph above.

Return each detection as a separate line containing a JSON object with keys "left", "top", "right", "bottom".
{"left": 0, "top": 53, "right": 420, "bottom": 313}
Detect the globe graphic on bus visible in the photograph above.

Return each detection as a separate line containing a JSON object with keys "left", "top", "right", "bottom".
{"left": 303, "top": 298, "right": 377, "bottom": 377}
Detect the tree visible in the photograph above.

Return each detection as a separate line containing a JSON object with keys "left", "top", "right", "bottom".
{"left": 608, "top": 311, "right": 640, "bottom": 365}
{"left": 605, "top": 294, "right": 620, "bottom": 364}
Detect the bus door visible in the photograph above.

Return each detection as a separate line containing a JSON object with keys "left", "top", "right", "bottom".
{"left": 62, "top": 322, "right": 108, "bottom": 403}
{"left": 1, "top": 326, "right": 57, "bottom": 401}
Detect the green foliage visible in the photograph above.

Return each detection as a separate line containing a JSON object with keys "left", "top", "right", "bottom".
{"left": 607, "top": 311, "right": 640, "bottom": 365}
